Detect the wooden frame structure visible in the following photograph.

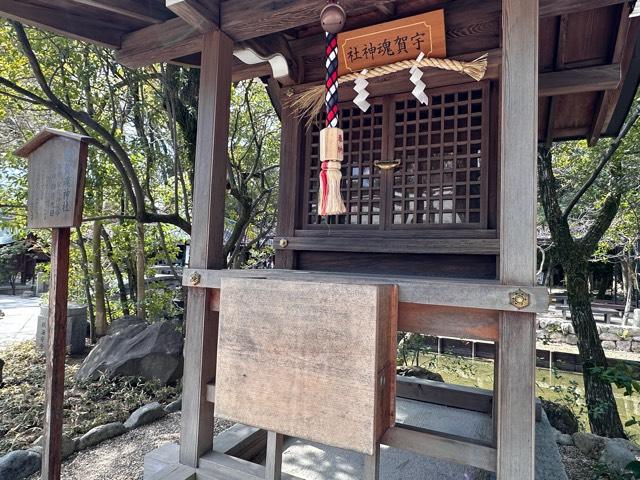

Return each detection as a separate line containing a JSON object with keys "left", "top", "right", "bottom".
{"left": 3, "top": 1, "right": 640, "bottom": 479}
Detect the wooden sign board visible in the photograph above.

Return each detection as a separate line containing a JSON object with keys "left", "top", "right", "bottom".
{"left": 16, "top": 129, "right": 89, "bottom": 229}
{"left": 338, "top": 10, "right": 447, "bottom": 76}
{"left": 215, "top": 277, "right": 398, "bottom": 455}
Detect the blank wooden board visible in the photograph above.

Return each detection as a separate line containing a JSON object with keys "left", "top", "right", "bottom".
{"left": 215, "top": 277, "right": 398, "bottom": 455}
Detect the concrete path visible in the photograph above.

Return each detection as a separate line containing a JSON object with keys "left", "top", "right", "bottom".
{"left": 0, "top": 294, "right": 41, "bottom": 349}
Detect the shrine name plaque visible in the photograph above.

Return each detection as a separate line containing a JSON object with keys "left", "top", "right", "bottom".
{"left": 338, "top": 9, "right": 447, "bottom": 76}
{"left": 16, "top": 129, "right": 89, "bottom": 229}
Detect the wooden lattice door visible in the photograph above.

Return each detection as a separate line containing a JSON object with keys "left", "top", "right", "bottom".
{"left": 303, "top": 81, "right": 490, "bottom": 232}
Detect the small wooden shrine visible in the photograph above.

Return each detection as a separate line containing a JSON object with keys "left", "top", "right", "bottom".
{"left": 2, "top": 1, "right": 639, "bottom": 479}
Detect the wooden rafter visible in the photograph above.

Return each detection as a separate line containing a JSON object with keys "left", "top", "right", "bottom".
{"left": 588, "top": 3, "right": 633, "bottom": 145}
{"left": 166, "top": 0, "right": 219, "bottom": 33}
{"left": 69, "top": 0, "right": 173, "bottom": 24}
{"left": 0, "top": 0, "right": 124, "bottom": 48}
{"left": 545, "top": 14, "right": 568, "bottom": 146}
{"left": 540, "top": 0, "right": 626, "bottom": 18}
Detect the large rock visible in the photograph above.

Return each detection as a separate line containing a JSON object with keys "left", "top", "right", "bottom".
{"left": 76, "top": 320, "right": 183, "bottom": 384}
{"left": 30, "top": 434, "right": 76, "bottom": 459}
{"left": 541, "top": 400, "right": 579, "bottom": 434}
{"left": 0, "top": 449, "right": 41, "bottom": 479}
{"left": 396, "top": 365, "right": 444, "bottom": 382}
{"left": 107, "top": 316, "right": 146, "bottom": 335}
{"left": 573, "top": 431, "right": 605, "bottom": 457}
{"left": 599, "top": 438, "right": 639, "bottom": 472}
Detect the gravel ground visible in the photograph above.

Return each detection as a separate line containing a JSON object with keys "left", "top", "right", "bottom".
{"left": 559, "top": 445, "right": 598, "bottom": 480}
{"left": 29, "top": 413, "right": 233, "bottom": 480}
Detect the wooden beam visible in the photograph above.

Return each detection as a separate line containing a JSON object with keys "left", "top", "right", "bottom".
{"left": 397, "top": 377, "right": 494, "bottom": 414}
{"left": 0, "top": 0, "right": 124, "bottom": 48}
{"left": 213, "top": 424, "right": 267, "bottom": 461}
{"left": 497, "top": 0, "right": 538, "bottom": 479}
{"left": 382, "top": 424, "right": 497, "bottom": 472}
{"left": 41, "top": 228, "right": 71, "bottom": 480}
{"left": 539, "top": 64, "right": 621, "bottom": 98}
{"left": 166, "top": 0, "right": 219, "bottom": 33}
{"left": 588, "top": 3, "right": 633, "bottom": 146}
{"left": 117, "top": 0, "right": 411, "bottom": 67}
{"left": 265, "top": 432, "right": 284, "bottom": 480}
{"left": 116, "top": 17, "right": 203, "bottom": 68}
{"left": 183, "top": 268, "right": 550, "bottom": 314}
{"left": 179, "top": 29, "right": 233, "bottom": 468}
{"left": 70, "top": 0, "right": 173, "bottom": 24}
{"left": 540, "top": 0, "right": 626, "bottom": 18}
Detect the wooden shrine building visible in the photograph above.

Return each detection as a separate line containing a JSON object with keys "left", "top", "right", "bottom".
{"left": 2, "top": 1, "right": 640, "bottom": 479}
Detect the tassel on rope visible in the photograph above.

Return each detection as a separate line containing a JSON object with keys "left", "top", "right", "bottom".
{"left": 319, "top": 26, "right": 347, "bottom": 215}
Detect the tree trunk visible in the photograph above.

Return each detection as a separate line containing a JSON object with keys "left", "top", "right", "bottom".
{"left": 565, "top": 259, "right": 626, "bottom": 438}
{"left": 101, "top": 229, "right": 130, "bottom": 316}
{"left": 75, "top": 228, "right": 96, "bottom": 340}
{"left": 622, "top": 255, "right": 634, "bottom": 322}
{"left": 135, "top": 221, "right": 146, "bottom": 320}
{"left": 92, "top": 220, "right": 108, "bottom": 337}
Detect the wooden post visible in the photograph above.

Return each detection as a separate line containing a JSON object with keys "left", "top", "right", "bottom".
{"left": 179, "top": 29, "right": 233, "bottom": 467}
{"left": 41, "top": 227, "right": 71, "bottom": 480}
{"left": 363, "top": 445, "right": 381, "bottom": 480}
{"left": 496, "top": 0, "right": 539, "bottom": 479}
{"left": 265, "top": 431, "right": 284, "bottom": 480}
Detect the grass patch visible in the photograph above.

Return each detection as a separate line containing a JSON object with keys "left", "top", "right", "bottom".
{"left": 0, "top": 341, "right": 180, "bottom": 454}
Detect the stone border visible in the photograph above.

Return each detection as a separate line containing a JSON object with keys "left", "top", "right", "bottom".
{"left": 0, "top": 397, "right": 182, "bottom": 480}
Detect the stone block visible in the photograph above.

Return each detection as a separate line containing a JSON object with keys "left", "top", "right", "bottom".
{"left": 617, "top": 340, "right": 632, "bottom": 352}
{"left": 565, "top": 334, "right": 578, "bottom": 345}
{"left": 573, "top": 432, "right": 605, "bottom": 458}
{"left": 37, "top": 304, "right": 87, "bottom": 355}
{"left": 600, "top": 332, "right": 619, "bottom": 341}
{"left": 632, "top": 342, "right": 640, "bottom": 353}
{"left": 601, "top": 341, "right": 617, "bottom": 350}
{"left": 124, "top": 402, "right": 166, "bottom": 430}
{"left": 77, "top": 422, "right": 126, "bottom": 450}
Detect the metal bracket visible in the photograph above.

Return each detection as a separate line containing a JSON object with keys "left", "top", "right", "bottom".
{"left": 189, "top": 271, "right": 201, "bottom": 286}
{"left": 510, "top": 289, "right": 530, "bottom": 309}
{"left": 279, "top": 238, "right": 289, "bottom": 248}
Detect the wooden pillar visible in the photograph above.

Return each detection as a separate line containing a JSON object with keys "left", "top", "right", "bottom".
{"left": 496, "top": 0, "right": 538, "bottom": 479}
{"left": 274, "top": 104, "right": 302, "bottom": 269}
{"left": 179, "top": 29, "right": 233, "bottom": 467}
{"left": 265, "top": 431, "right": 284, "bottom": 480}
{"left": 363, "top": 445, "right": 381, "bottom": 480}
{"left": 41, "top": 227, "right": 71, "bottom": 480}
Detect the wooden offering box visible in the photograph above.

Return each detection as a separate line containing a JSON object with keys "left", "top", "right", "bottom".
{"left": 215, "top": 277, "right": 398, "bottom": 455}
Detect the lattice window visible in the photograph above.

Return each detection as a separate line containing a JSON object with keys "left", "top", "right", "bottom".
{"left": 390, "top": 86, "right": 487, "bottom": 227}
{"left": 305, "top": 102, "right": 385, "bottom": 226}
{"left": 302, "top": 82, "right": 489, "bottom": 229}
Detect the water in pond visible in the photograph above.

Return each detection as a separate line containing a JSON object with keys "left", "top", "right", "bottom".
{"left": 420, "top": 353, "right": 640, "bottom": 439}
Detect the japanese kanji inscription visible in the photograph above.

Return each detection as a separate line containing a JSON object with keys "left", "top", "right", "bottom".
{"left": 338, "top": 10, "right": 447, "bottom": 76}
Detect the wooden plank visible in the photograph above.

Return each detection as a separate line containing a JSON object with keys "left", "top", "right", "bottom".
{"left": 398, "top": 303, "right": 498, "bottom": 341}
{"left": 588, "top": 4, "right": 634, "bottom": 145}
{"left": 539, "top": 64, "right": 621, "bottom": 97}
{"left": 496, "top": 312, "right": 537, "bottom": 478}
{"left": 382, "top": 424, "right": 497, "bottom": 472}
{"left": 397, "top": 377, "right": 494, "bottom": 414}
{"left": 540, "top": 0, "right": 626, "bottom": 18}
{"left": 116, "top": 17, "right": 204, "bottom": 68}
{"left": 179, "top": 29, "right": 233, "bottom": 468}
{"left": 147, "top": 464, "right": 196, "bottom": 480}
{"left": 213, "top": 424, "right": 267, "bottom": 461}
{"left": 70, "top": 0, "right": 173, "bottom": 24}
{"left": 198, "top": 451, "right": 304, "bottom": 480}
{"left": 215, "top": 278, "right": 397, "bottom": 456}
{"left": 363, "top": 445, "right": 381, "bottom": 480}
{"left": 0, "top": 0, "right": 124, "bottom": 48}
{"left": 274, "top": 104, "right": 302, "bottom": 269}
{"left": 166, "top": 0, "right": 219, "bottom": 33}
{"left": 497, "top": 0, "right": 538, "bottom": 478}
{"left": 265, "top": 432, "right": 284, "bottom": 480}
{"left": 183, "top": 268, "right": 550, "bottom": 314}
{"left": 41, "top": 228, "right": 71, "bottom": 480}
{"left": 275, "top": 236, "right": 500, "bottom": 255}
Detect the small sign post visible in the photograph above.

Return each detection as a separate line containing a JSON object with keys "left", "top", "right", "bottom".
{"left": 16, "top": 128, "right": 89, "bottom": 480}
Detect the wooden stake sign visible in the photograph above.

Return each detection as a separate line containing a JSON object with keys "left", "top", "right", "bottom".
{"left": 338, "top": 10, "right": 447, "bottom": 76}
{"left": 15, "top": 128, "right": 89, "bottom": 480}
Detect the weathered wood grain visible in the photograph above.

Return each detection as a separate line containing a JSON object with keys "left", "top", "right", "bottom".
{"left": 382, "top": 424, "right": 497, "bottom": 472}
{"left": 215, "top": 278, "right": 397, "bottom": 455}
{"left": 179, "top": 29, "right": 232, "bottom": 468}
{"left": 183, "top": 268, "right": 550, "bottom": 313}
{"left": 539, "top": 64, "right": 621, "bottom": 97}
{"left": 41, "top": 228, "right": 71, "bottom": 480}
{"left": 166, "top": 0, "right": 219, "bottom": 33}
{"left": 265, "top": 431, "right": 284, "bottom": 480}
{"left": 71, "top": 0, "right": 173, "bottom": 24}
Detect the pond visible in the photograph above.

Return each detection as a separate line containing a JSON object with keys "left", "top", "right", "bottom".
{"left": 420, "top": 352, "right": 640, "bottom": 439}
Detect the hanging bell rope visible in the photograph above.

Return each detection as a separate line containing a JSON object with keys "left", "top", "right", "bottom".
{"left": 288, "top": 53, "right": 489, "bottom": 121}
{"left": 318, "top": 1, "right": 347, "bottom": 216}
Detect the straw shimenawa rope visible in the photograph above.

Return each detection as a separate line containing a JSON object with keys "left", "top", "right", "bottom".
{"left": 288, "top": 53, "right": 489, "bottom": 123}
